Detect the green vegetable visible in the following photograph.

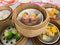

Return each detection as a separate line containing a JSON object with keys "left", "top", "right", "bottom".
{"left": 14, "top": 33, "right": 21, "bottom": 41}
{"left": 24, "top": 12, "right": 28, "bottom": 15}
{"left": 3, "top": 28, "right": 21, "bottom": 41}
{"left": 4, "top": 30, "right": 13, "bottom": 40}
{"left": 36, "top": 14, "right": 38, "bottom": 16}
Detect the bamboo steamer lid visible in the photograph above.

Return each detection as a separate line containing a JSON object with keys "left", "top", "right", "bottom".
{"left": 0, "top": 6, "right": 13, "bottom": 25}
{"left": 42, "top": 3, "right": 60, "bottom": 25}
{"left": 0, "top": 20, "right": 27, "bottom": 45}
{"left": 12, "top": 3, "right": 50, "bottom": 37}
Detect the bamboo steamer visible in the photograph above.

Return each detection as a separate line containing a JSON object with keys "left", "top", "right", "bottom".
{"left": 0, "top": 20, "right": 27, "bottom": 45}
{"left": 12, "top": 3, "right": 50, "bottom": 37}
{"left": 42, "top": 3, "right": 60, "bottom": 25}
{"left": 0, "top": 6, "right": 13, "bottom": 25}
{"left": 32, "top": 20, "right": 60, "bottom": 45}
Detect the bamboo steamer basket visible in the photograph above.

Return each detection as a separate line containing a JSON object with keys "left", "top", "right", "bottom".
{"left": 0, "top": 6, "right": 13, "bottom": 25}
{"left": 0, "top": 20, "right": 27, "bottom": 45}
{"left": 42, "top": 3, "right": 60, "bottom": 25}
{"left": 32, "top": 20, "right": 60, "bottom": 45}
{"left": 12, "top": 3, "right": 50, "bottom": 37}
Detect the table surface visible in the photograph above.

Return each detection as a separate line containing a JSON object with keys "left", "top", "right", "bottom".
{"left": 26, "top": 39, "right": 34, "bottom": 45}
